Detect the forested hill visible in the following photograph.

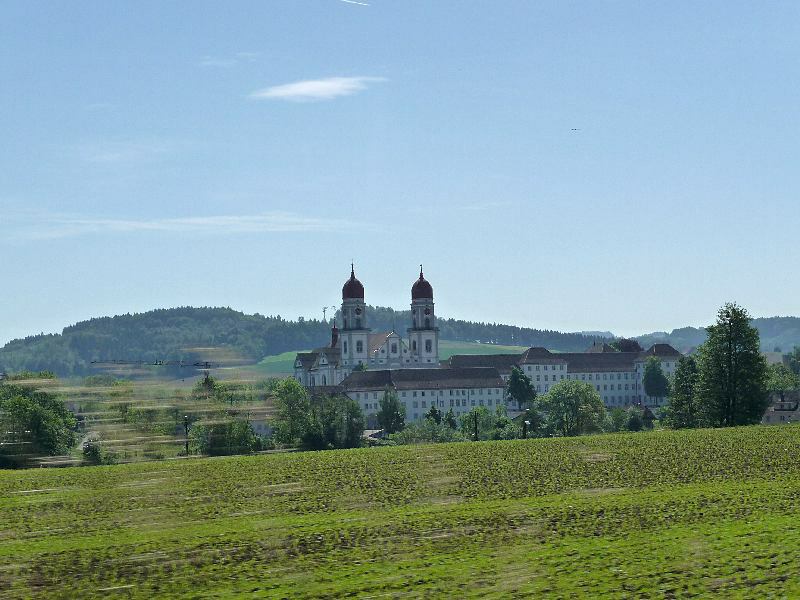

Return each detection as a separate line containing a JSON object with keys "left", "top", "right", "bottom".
{"left": 0, "top": 306, "right": 605, "bottom": 377}
{"left": 4, "top": 307, "right": 798, "bottom": 377}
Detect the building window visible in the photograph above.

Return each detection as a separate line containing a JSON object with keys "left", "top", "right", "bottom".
{"left": 343, "top": 341, "right": 348, "bottom": 354}
{"left": 425, "top": 317, "right": 431, "bottom": 328}
{"left": 412, "top": 341, "right": 417, "bottom": 351}
{"left": 536, "top": 365, "right": 540, "bottom": 371}
{"left": 391, "top": 343, "right": 398, "bottom": 353}
{"left": 356, "top": 340, "right": 363, "bottom": 353}
{"left": 425, "top": 339, "right": 432, "bottom": 353}
{"left": 413, "top": 391, "right": 417, "bottom": 397}
{"left": 413, "top": 401, "right": 418, "bottom": 409}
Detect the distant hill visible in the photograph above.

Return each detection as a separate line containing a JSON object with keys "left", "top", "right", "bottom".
{"left": 3, "top": 307, "right": 797, "bottom": 378}
{"left": 0, "top": 306, "right": 604, "bottom": 377}
{"left": 635, "top": 317, "right": 800, "bottom": 353}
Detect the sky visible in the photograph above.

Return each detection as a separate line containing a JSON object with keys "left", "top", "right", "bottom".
{"left": 1, "top": 1, "right": 799, "bottom": 346}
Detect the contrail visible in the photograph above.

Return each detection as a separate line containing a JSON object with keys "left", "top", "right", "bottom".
{"left": 339, "top": 0, "right": 370, "bottom": 5}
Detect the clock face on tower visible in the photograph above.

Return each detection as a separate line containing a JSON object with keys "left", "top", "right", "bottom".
{"left": 424, "top": 308, "right": 431, "bottom": 315}
{"left": 355, "top": 308, "right": 362, "bottom": 315}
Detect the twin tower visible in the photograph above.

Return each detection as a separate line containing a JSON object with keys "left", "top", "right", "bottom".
{"left": 336, "top": 265, "right": 440, "bottom": 369}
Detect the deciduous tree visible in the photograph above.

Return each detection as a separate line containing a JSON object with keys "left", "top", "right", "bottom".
{"left": 539, "top": 380, "right": 606, "bottom": 437}
{"left": 767, "top": 364, "right": 799, "bottom": 402}
{"left": 506, "top": 366, "right": 536, "bottom": 410}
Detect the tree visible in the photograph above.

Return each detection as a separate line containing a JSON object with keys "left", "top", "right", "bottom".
{"left": 610, "top": 338, "right": 644, "bottom": 353}
{"left": 696, "top": 303, "right": 769, "bottom": 427}
{"left": 767, "top": 364, "right": 799, "bottom": 402}
{"left": 643, "top": 357, "right": 670, "bottom": 402}
{"left": 272, "top": 378, "right": 311, "bottom": 446}
{"left": 425, "top": 405, "right": 443, "bottom": 424}
{"left": 539, "top": 380, "right": 606, "bottom": 437}
{"left": 377, "top": 387, "right": 405, "bottom": 434}
{"left": 788, "top": 347, "right": 800, "bottom": 376}
{"left": 0, "top": 384, "right": 76, "bottom": 468}
{"left": 605, "top": 407, "right": 628, "bottom": 432}
{"left": 301, "top": 394, "right": 364, "bottom": 450}
{"left": 443, "top": 408, "right": 458, "bottom": 429}
{"left": 625, "top": 407, "right": 644, "bottom": 432}
{"left": 506, "top": 366, "right": 536, "bottom": 410}
{"left": 189, "top": 418, "right": 257, "bottom": 456}
{"left": 663, "top": 355, "right": 700, "bottom": 429}
{"left": 390, "top": 420, "right": 467, "bottom": 445}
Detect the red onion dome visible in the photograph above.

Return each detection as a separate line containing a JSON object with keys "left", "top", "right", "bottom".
{"left": 342, "top": 265, "right": 364, "bottom": 300}
{"left": 411, "top": 265, "right": 433, "bottom": 300}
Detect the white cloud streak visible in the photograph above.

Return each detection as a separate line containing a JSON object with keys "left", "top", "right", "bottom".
{"left": 8, "top": 212, "right": 358, "bottom": 241}
{"left": 249, "top": 76, "right": 385, "bottom": 102}
{"left": 338, "top": 0, "right": 370, "bottom": 5}
{"left": 199, "top": 51, "right": 260, "bottom": 68}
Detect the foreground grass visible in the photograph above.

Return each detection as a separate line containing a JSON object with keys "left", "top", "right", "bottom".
{"left": 2, "top": 426, "right": 800, "bottom": 597}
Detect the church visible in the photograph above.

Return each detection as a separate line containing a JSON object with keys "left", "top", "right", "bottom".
{"left": 294, "top": 265, "right": 682, "bottom": 423}
{"left": 293, "top": 265, "right": 443, "bottom": 388}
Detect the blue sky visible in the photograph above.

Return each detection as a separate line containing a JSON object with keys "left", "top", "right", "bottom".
{"left": 2, "top": 1, "right": 799, "bottom": 345}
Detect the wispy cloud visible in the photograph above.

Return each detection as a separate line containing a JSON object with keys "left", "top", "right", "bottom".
{"left": 199, "top": 51, "right": 260, "bottom": 68}
{"left": 72, "top": 139, "right": 174, "bottom": 164}
{"left": 250, "top": 76, "right": 386, "bottom": 102}
{"left": 338, "top": 0, "right": 370, "bottom": 5}
{"left": 7, "top": 211, "right": 359, "bottom": 241}
{"left": 458, "top": 201, "right": 512, "bottom": 212}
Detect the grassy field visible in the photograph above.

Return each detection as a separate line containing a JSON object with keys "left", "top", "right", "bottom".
{"left": 249, "top": 341, "right": 529, "bottom": 377}
{"left": 2, "top": 425, "right": 800, "bottom": 597}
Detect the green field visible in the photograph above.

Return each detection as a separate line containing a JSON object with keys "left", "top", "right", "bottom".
{"left": 249, "top": 341, "right": 529, "bottom": 377}
{"left": 2, "top": 425, "right": 800, "bottom": 597}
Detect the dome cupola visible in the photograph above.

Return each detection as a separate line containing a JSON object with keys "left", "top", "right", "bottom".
{"left": 342, "top": 264, "right": 365, "bottom": 300}
{"left": 411, "top": 265, "right": 433, "bottom": 300}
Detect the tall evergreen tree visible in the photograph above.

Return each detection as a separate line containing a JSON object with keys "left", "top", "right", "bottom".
{"left": 643, "top": 356, "right": 670, "bottom": 401}
{"left": 664, "top": 355, "right": 700, "bottom": 429}
{"left": 377, "top": 387, "right": 405, "bottom": 434}
{"left": 696, "top": 303, "right": 768, "bottom": 427}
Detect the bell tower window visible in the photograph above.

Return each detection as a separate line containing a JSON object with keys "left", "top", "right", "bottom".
{"left": 425, "top": 339, "right": 432, "bottom": 353}
{"left": 425, "top": 317, "right": 430, "bottom": 329}
{"left": 412, "top": 340, "right": 417, "bottom": 351}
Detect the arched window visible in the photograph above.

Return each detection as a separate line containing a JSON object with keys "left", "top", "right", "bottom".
{"left": 425, "top": 339, "right": 432, "bottom": 353}
{"left": 356, "top": 340, "right": 363, "bottom": 353}
{"left": 343, "top": 341, "right": 348, "bottom": 354}
{"left": 412, "top": 340, "right": 417, "bottom": 351}
{"left": 322, "top": 375, "right": 327, "bottom": 385}
{"left": 356, "top": 318, "right": 362, "bottom": 328}
{"left": 425, "top": 317, "right": 430, "bottom": 328}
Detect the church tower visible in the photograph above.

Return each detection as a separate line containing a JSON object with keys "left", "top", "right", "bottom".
{"left": 340, "top": 265, "right": 370, "bottom": 368}
{"left": 407, "top": 266, "right": 439, "bottom": 366}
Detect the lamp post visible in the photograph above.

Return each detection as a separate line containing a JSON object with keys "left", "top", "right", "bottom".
{"left": 473, "top": 411, "right": 479, "bottom": 441}
{"left": 183, "top": 415, "right": 190, "bottom": 456}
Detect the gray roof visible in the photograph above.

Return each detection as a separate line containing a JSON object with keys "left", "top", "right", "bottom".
{"left": 445, "top": 343, "right": 681, "bottom": 374}
{"left": 340, "top": 367, "right": 505, "bottom": 392}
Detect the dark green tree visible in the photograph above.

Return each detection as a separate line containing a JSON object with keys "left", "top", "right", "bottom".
{"left": 767, "top": 363, "right": 799, "bottom": 402}
{"left": 643, "top": 356, "right": 670, "bottom": 402}
{"left": 539, "top": 380, "right": 606, "bottom": 437}
{"left": 425, "top": 405, "right": 443, "bottom": 424}
{"left": 788, "top": 347, "right": 800, "bottom": 376}
{"left": 189, "top": 418, "right": 257, "bottom": 456}
{"left": 0, "top": 384, "right": 77, "bottom": 468}
{"left": 663, "top": 355, "right": 700, "bottom": 429}
{"left": 302, "top": 394, "right": 364, "bottom": 450}
{"left": 443, "top": 408, "right": 458, "bottom": 429}
{"left": 506, "top": 366, "right": 536, "bottom": 410}
{"left": 377, "top": 387, "right": 405, "bottom": 434}
{"left": 272, "top": 378, "right": 311, "bottom": 446}
{"left": 625, "top": 406, "right": 644, "bottom": 432}
{"left": 696, "top": 303, "right": 769, "bottom": 427}
{"left": 610, "top": 338, "right": 644, "bottom": 352}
